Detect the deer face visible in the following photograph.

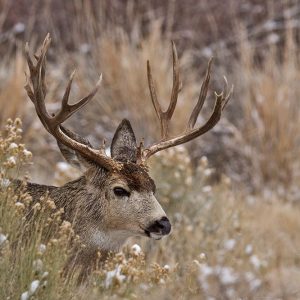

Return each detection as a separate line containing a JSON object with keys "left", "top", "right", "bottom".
{"left": 58, "top": 120, "right": 171, "bottom": 250}
{"left": 105, "top": 163, "right": 169, "bottom": 238}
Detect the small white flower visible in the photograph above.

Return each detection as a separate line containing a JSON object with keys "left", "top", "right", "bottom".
{"left": 38, "top": 244, "right": 46, "bottom": 253}
{"left": 250, "top": 255, "right": 261, "bottom": 270}
{"left": 131, "top": 244, "right": 142, "bottom": 255}
{"left": 264, "top": 20, "right": 277, "bottom": 30}
{"left": 0, "top": 179, "right": 10, "bottom": 188}
{"left": 56, "top": 162, "right": 71, "bottom": 172}
{"left": 223, "top": 239, "right": 236, "bottom": 251}
{"left": 105, "top": 265, "right": 126, "bottom": 288}
{"left": 20, "top": 291, "right": 29, "bottom": 300}
{"left": 0, "top": 234, "right": 7, "bottom": 246}
{"left": 199, "top": 253, "right": 206, "bottom": 260}
{"left": 249, "top": 278, "right": 262, "bottom": 291}
{"left": 245, "top": 244, "right": 253, "bottom": 255}
{"left": 268, "top": 33, "right": 280, "bottom": 44}
{"left": 202, "top": 185, "right": 212, "bottom": 193}
{"left": 139, "top": 283, "right": 150, "bottom": 291}
{"left": 163, "top": 264, "right": 170, "bottom": 271}
{"left": 20, "top": 280, "right": 40, "bottom": 299}
{"left": 79, "top": 43, "right": 91, "bottom": 54}
{"left": 14, "top": 22, "right": 25, "bottom": 33}
{"left": 7, "top": 156, "right": 16, "bottom": 165}
{"left": 244, "top": 271, "right": 262, "bottom": 290}
{"left": 8, "top": 143, "right": 18, "bottom": 150}
{"left": 217, "top": 266, "right": 237, "bottom": 285}
{"left": 201, "top": 47, "right": 213, "bottom": 58}
{"left": 203, "top": 168, "right": 213, "bottom": 177}
{"left": 15, "top": 202, "right": 25, "bottom": 209}
{"left": 199, "top": 263, "right": 213, "bottom": 277}
{"left": 29, "top": 280, "right": 40, "bottom": 294}
{"left": 23, "top": 149, "right": 32, "bottom": 158}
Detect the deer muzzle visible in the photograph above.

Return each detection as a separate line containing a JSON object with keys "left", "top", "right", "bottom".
{"left": 145, "top": 216, "right": 171, "bottom": 240}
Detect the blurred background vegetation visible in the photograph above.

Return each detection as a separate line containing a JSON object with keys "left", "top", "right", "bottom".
{"left": 0, "top": 0, "right": 300, "bottom": 299}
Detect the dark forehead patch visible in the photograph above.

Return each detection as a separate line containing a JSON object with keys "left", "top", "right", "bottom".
{"left": 118, "top": 163, "right": 156, "bottom": 193}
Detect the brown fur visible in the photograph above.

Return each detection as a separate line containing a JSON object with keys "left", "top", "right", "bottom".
{"left": 118, "top": 163, "right": 156, "bottom": 193}
{"left": 15, "top": 161, "right": 166, "bottom": 282}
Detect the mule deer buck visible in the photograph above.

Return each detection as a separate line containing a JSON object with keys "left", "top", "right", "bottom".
{"left": 22, "top": 34, "right": 231, "bottom": 278}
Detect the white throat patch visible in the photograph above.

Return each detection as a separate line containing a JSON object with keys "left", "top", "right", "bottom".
{"left": 90, "top": 229, "right": 131, "bottom": 251}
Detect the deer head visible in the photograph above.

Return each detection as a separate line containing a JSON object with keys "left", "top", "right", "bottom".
{"left": 24, "top": 35, "right": 231, "bottom": 250}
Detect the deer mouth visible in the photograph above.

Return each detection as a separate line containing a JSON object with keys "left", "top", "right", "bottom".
{"left": 144, "top": 229, "right": 163, "bottom": 240}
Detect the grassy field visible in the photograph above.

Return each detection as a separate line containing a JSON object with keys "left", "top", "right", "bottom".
{"left": 0, "top": 1, "right": 300, "bottom": 299}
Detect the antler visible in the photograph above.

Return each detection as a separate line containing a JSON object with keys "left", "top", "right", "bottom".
{"left": 139, "top": 42, "right": 233, "bottom": 163}
{"left": 147, "top": 41, "right": 181, "bottom": 140}
{"left": 24, "top": 34, "right": 121, "bottom": 171}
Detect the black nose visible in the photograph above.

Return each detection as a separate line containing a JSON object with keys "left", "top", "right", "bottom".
{"left": 147, "top": 216, "right": 171, "bottom": 235}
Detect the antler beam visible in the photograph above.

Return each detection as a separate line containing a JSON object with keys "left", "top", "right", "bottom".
{"left": 24, "top": 34, "right": 121, "bottom": 171}
{"left": 139, "top": 43, "right": 233, "bottom": 163}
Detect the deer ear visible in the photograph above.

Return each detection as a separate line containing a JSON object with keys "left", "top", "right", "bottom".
{"left": 111, "top": 119, "right": 137, "bottom": 162}
{"left": 57, "top": 126, "right": 94, "bottom": 171}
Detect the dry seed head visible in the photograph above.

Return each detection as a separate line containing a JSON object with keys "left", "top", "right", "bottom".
{"left": 45, "top": 199, "right": 56, "bottom": 210}
{"left": 5, "top": 156, "right": 17, "bottom": 168}
{"left": 49, "top": 238, "right": 58, "bottom": 246}
{"left": 32, "top": 202, "right": 41, "bottom": 211}
{"left": 19, "top": 193, "right": 32, "bottom": 207}
{"left": 14, "top": 118, "right": 22, "bottom": 127}
{"left": 59, "top": 220, "right": 74, "bottom": 238}
{"left": 22, "top": 149, "right": 32, "bottom": 160}
{"left": 15, "top": 201, "right": 25, "bottom": 212}
{"left": 6, "top": 118, "right": 13, "bottom": 126}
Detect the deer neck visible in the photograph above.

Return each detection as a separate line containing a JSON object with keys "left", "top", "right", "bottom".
{"left": 88, "top": 228, "right": 130, "bottom": 252}
{"left": 20, "top": 177, "right": 130, "bottom": 253}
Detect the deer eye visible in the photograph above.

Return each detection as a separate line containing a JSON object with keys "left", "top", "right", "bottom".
{"left": 113, "top": 187, "right": 130, "bottom": 197}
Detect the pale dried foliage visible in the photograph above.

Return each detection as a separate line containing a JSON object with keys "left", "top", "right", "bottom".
{"left": 0, "top": 51, "right": 27, "bottom": 125}
{"left": 236, "top": 26, "right": 300, "bottom": 192}
{"left": 0, "top": 0, "right": 300, "bottom": 298}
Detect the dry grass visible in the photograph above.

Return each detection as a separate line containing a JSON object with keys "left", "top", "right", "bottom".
{"left": 235, "top": 25, "right": 300, "bottom": 192}
{"left": 0, "top": 1, "right": 300, "bottom": 299}
{"left": 0, "top": 51, "right": 27, "bottom": 126}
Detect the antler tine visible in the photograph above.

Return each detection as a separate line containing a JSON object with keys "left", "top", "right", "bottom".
{"left": 54, "top": 72, "right": 102, "bottom": 124}
{"left": 221, "top": 76, "right": 233, "bottom": 111}
{"left": 167, "top": 41, "right": 180, "bottom": 118}
{"left": 187, "top": 58, "right": 212, "bottom": 130}
{"left": 142, "top": 54, "right": 232, "bottom": 162}
{"left": 147, "top": 61, "right": 162, "bottom": 120}
{"left": 25, "top": 35, "right": 120, "bottom": 171}
{"left": 147, "top": 41, "right": 181, "bottom": 140}
{"left": 25, "top": 34, "right": 52, "bottom": 129}
{"left": 143, "top": 85, "right": 232, "bottom": 160}
{"left": 61, "top": 70, "right": 76, "bottom": 108}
